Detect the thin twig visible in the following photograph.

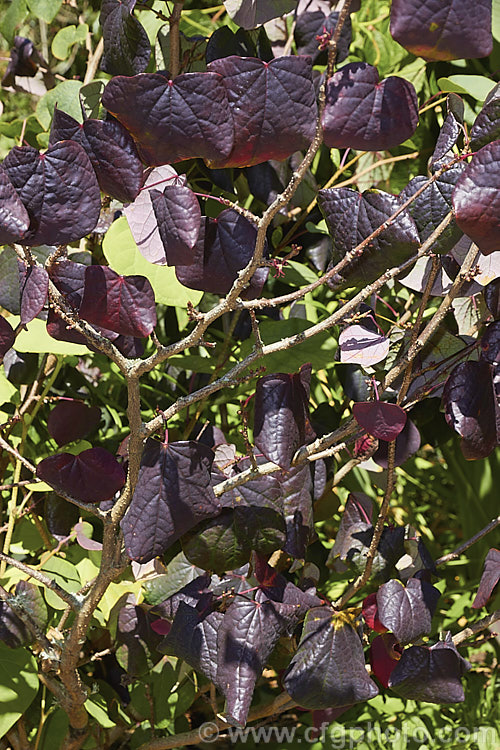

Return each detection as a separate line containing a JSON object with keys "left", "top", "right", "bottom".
{"left": 0, "top": 552, "right": 81, "bottom": 610}
{"left": 452, "top": 609, "right": 500, "bottom": 646}
{"left": 436, "top": 516, "right": 500, "bottom": 566}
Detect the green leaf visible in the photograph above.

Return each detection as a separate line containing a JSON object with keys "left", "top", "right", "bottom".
{"left": 51, "top": 24, "right": 88, "bottom": 60}
{"left": 7, "top": 317, "right": 88, "bottom": 356}
{"left": 493, "top": 0, "right": 500, "bottom": 42}
{"left": 80, "top": 80, "right": 106, "bottom": 120}
{"left": 0, "top": 0, "right": 28, "bottom": 44}
{"left": 0, "top": 367, "right": 17, "bottom": 408}
{"left": 0, "top": 643, "right": 38, "bottom": 739}
{"left": 26, "top": 0, "right": 62, "bottom": 22}
{"left": 437, "top": 76, "right": 496, "bottom": 102}
{"left": 36, "top": 79, "right": 83, "bottom": 130}
{"left": 85, "top": 696, "right": 116, "bottom": 728}
{"left": 103, "top": 217, "right": 203, "bottom": 308}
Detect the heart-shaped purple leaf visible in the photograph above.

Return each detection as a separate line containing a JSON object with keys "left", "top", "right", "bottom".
{"left": 121, "top": 439, "right": 221, "bottom": 563}
{"left": 102, "top": 72, "right": 234, "bottom": 166}
{"left": 50, "top": 108, "right": 144, "bottom": 203}
{"left": 452, "top": 141, "right": 500, "bottom": 256}
{"left": 0, "top": 315, "right": 16, "bottom": 360}
{"left": 18, "top": 261, "right": 48, "bottom": 325}
{"left": 254, "top": 364, "right": 312, "bottom": 470}
{"left": 2, "top": 142, "right": 101, "bottom": 247}
{"left": 36, "top": 447, "right": 126, "bottom": 504}
{"left": 470, "top": 83, "right": 500, "bottom": 151}
{"left": 472, "top": 548, "right": 500, "bottom": 609}
{"left": 207, "top": 56, "right": 317, "bottom": 168}
{"left": 175, "top": 209, "right": 268, "bottom": 300}
{"left": 47, "top": 400, "right": 101, "bottom": 447}
{"left": 318, "top": 187, "right": 420, "bottom": 287}
{"left": 388, "top": 635, "right": 470, "bottom": 703}
{"left": 150, "top": 186, "right": 201, "bottom": 266}
{"left": 353, "top": 401, "right": 407, "bottom": 442}
{"left": 99, "top": 0, "right": 151, "bottom": 76}
{"left": 390, "top": 0, "right": 492, "bottom": 61}
{"left": 0, "top": 168, "right": 29, "bottom": 245}
{"left": 373, "top": 418, "right": 421, "bottom": 468}
{"left": 376, "top": 578, "right": 440, "bottom": 645}
{"left": 400, "top": 166, "right": 465, "bottom": 255}
{"left": 339, "top": 324, "right": 390, "bottom": 368}
{"left": 442, "top": 360, "right": 499, "bottom": 460}
{"left": 79, "top": 265, "right": 156, "bottom": 338}
{"left": 322, "top": 62, "right": 418, "bottom": 152}
{"left": 283, "top": 608, "right": 379, "bottom": 709}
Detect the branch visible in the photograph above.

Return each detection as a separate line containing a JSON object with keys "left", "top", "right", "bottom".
{"left": 452, "top": 609, "right": 500, "bottom": 647}
{"left": 0, "top": 552, "right": 81, "bottom": 611}
{"left": 436, "top": 516, "right": 500, "bottom": 566}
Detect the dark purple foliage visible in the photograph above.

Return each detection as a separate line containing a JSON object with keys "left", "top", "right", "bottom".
{"left": 43, "top": 494, "right": 79, "bottom": 540}
{"left": 47, "top": 400, "right": 101, "bottom": 447}
{"left": 175, "top": 209, "right": 268, "bottom": 300}
{"left": 0, "top": 315, "right": 16, "bottom": 360}
{"left": 370, "top": 633, "right": 403, "bottom": 688}
{"left": 150, "top": 186, "right": 201, "bottom": 265}
{"left": 470, "top": 83, "right": 500, "bottom": 151}
{"left": 452, "top": 141, "right": 500, "bottom": 255}
{"left": 484, "top": 279, "right": 500, "bottom": 319}
{"left": 277, "top": 463, "right": 314, "bottom": 559}
{"left": 442, "top": 360, "right": 499, "bottom": 459}
{"left": 430, "top": 94, "right": 464, "bottom": 165}
{"left": 0, "top": 582, "right": 46, "bottom": 649}
{"left": 151, "top": 573, "right": 212, "bottom": 621}
{"left": 121, "top": 439, "right": 221, "bottom": 563}
{"left": 36, "top": 447, "right": 126, "bottom": 504}
{"left": 318, "top": 188, "right": 420, "bottom": 287}
{"left": 283, "top": 608, "right": 379, "bottom": 709}
{"left": 327, "top": 493, "right": 372, "bottom": 570}
{"left": 373, "top": 418, "right": 421, "bottom": 468}
{"left": 17, "top": 261, "right": 48, "bottom": 325}
{"left": 390, "top": 0, "right": 492, "bottom": 61}
{"left": 99, "top": 0, "right": 150, "bottom": 76}
{"left": 362, "top": 592, "right": 388, "bottom": 634}
{"left": 295, "top": 10, "right": 351, "bottom": 65}
{"left": 207, "top": 56, "right": 317, "bottom": 168}
{"left": 388, "top": 635, "right": 470, "bottom": 703}
{"left": 102, "top": 72, "right": 234, "bottom": 166}
{"left": 2, "top": 142, "right": 101, "bottom": 246}
{"left": 376, "top": 578, "right": 441, "bottom": 645}
{"left": 0, "top": 168, "right": 29, "bottom": 245}
{"left": 399, "top": 166, "right": 465, "bottom": 255}
{"left": 1, "top": 36, "right": 43, "bottom": 87}
{"left": 205, "top": 26, "right": 273, "bottom": 64}
{"left": 79, "top": 266, "right": 157, "bottom": 338}
{"left": 480, "top": 321, "right": 500, "bottom": 366}
{"left": 472, "top": 548, "right": 500, "bottom": 609}
{"left": 49, "top": 108, "right": 144, "bottom": 203}
{"left": 322, "top": 63, "right": 418, "bottom": 152}
{"left": 353, "top": 401, "right": 407, "bottom": 442}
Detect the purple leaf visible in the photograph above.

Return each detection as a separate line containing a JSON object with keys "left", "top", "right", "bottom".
{"left": 452, "top": 141, "right": 500, "bottom": 255}
{"left": 322, "top": 63, "right": 418, "bottom": 152}
{"left": 49, "top": 108, "right": 144, "bottom": 203}
{"left": 74, "top": 521, "right": 103, "bottom": 551}
{"left": 0, "top": 168, "right": 29, "bottom": 245}
{"left": 277, "top": 463, "right": 314, "bottom": 559}
{"left": 99, "top": 0, "right": 150, "bottom": 76}
{"left": 327, "top": 492, "right": 373, "bottom": 570}
{"left": 442, "top": 360, "right": 499, "bottom": 460}
{"left": 151, "top": 574, "right": 212, "bottom": 621}
{"left": 175, "top": 209, "right": 269, "bottom": 300}
{"left": 362, "top": 593, "right": 388, "bottom": 634}
{"left": 369, "top": 633, "right": 403, "bottom": 688}
{"left": 0, "top": 315, "right": 16, "bottom": 360}
{"left": 339, "top": 324, "right": 390, "bottom": 367}
{"left": 159, "top": 602, "right": 223, "bottom": 687}
{"left": 431, "top": 93, "right": 464, "bottom": 165}
{"left": 399, "top": 166, "right": 465, "bottom": 255}
{"left": 484, "top": 279, "right": 500, "bottom": 319}
{"left": 43, "top": 494, "right": 79, "bottom": 540}
{"left": 480, "top": 321, "right": 500, "bottom": 367}
{"left": 17, "top": 262, "right": 48, "bottom": 325}
{"left": 223, "top": 0, "right": 296, "bottom": 29}
{"left": 376, "top": 578, "right": 441, "bottom": 645}
{"left": 472, "top": 548, "right": 500, "bottom": 609}
{"left": 206, "top": 25, "right": 273, "bottom": 63}
{"left": 2, "top": 142, "right": 101, "bottom": 247}
{"left": 353, "top": 401, "right": 407, "bottom": 442}
{"left": 102, "top": 72, "right": 234, "bottom": 166}
{"left": 150, "top": 186, "right": 201, "bottom": 266}
{"left": 295, "top": 10, "right": 351, "bottom": 65}
{"left": 318, "top": 188, "right": 420, "bottom": 288}
{"left": 207, "top": 56, "right": 317, "bottom": 168}
{"left": 388, "top": 634, "right": 470, "bottom": 703}
{"left": 217, "top": 589, "right": 301, "bottom": 725}
{"left": 36, "top": 447, "right": 126, "bottom": 504}
{"left": 373, "top": 418, "right": 421, "bottom": 468}
{"left": 283, "top": 607, "right": 379, "bottom": 709}
{"left": 47, "top": 400, "right": 101, "bottom": 447}
{"left": 121, "top": 439, "right": 221, "bottom": 563}
{"left": 254, "top": 364, "right": 312, "bottom": 470}
{"left": 470, "top": 83, "right": 500, "bottom": 151}
{"left": 390, "top": 0, "right": 492, "bottom": 61}
{"left": 79, "top": 266, "right": 156, "bottom": 338}
{"left": 1, "top": 36, "right": 43, "bottom": 87}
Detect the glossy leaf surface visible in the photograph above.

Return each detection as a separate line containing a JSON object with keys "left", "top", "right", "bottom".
{"left": 376, "top": 578, "right": 440, "bottom": 645}
{"left": 0, "top": 315, "right": 16, "bottom": 360}
{"left": 373, "top": 418, "right": 421, "bottom": 468}
{"left": 150, "top": 186, "right": 201, "bottom": 266}
{"left": 390, "top": 0, "right": 492, "bottom": 61}
{"left": 99, "top": 0, "right": 150, "bottom": 76}
{"left": 121, "top": 439, "right": 221, "bottom": 563}
{"left": 452, "top": 141, "right": 500, "bottom": 255}
{"left": 36, "top": 447, "right": 126, "bottom": 504}
{"left": 472, "top": 548, "right": 500, "bottom": 609}
{"left": 322, "top": 63, "right": 418, "bottom": 152}
{"left": 0, "top": 168, "right": 29, "bottom": 245}
{"left": 470, "top": 83, "right": 500, "bottom": 150}
{"left": 295, "top": 10, "right": 351, "bottom": 65}
{"left": 223, "top": 0, "right": 296, "bottom": 29}
{"left": 207, "top": 56, "right": 317, "bottom": 168}
{"left": 102, "top": 72, "right": 234, "bottom": 166}
{"left": 353, "top": 401, "right": 407, "bottom": 442}
{"left": 18, "top": 262, "right": 48, "bottom": 325}
{"left": 2, "top": 142, "right": 101, "bottom": 246}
